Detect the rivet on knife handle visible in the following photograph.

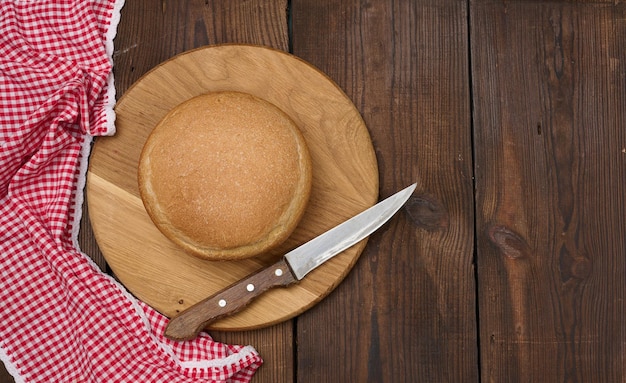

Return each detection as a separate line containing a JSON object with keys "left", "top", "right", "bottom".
{"left": 165, "top": 258, "right": 297, "bottom": 341}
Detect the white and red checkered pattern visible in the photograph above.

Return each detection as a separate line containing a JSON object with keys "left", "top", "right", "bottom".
{"left": 0, "top": 1, "right": 262, "bottom": 382}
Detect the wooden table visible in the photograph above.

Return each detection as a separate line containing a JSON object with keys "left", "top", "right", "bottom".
{"left": 2, "top": 1, "right": 624, "bottom": 382}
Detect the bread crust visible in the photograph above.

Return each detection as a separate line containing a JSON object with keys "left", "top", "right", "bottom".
{"left": 138, "top": 91, "right": 312, "bottom": 260}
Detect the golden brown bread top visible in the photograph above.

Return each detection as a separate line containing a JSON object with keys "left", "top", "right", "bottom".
{"left": 138, "top": 91, "right": 312, "bottom": 260}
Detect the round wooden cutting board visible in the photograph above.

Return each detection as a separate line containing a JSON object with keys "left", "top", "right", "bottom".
{"left": 87, "top": 44, "right": 379, "bottom": 330}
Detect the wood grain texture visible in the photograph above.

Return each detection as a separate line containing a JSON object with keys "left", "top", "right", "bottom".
{"left": 4, "top": 1, "right": 622, "bottom": 383}
{"left": 111, "top": 0, "right": 289, "bottom": 96}
{"left": 0, "top": 3, "right": 290, "bottom": 382}
{"left": 87, "top": 44, "right": 379, "bottom": 329}
{"left": 471, "top": 2, "right": 626, "bottom": 382}
{"left": 0, "top": 364, "right": 11, "bottom": 383}
{"left": 211, "top": 322, "right": 295, "bottom": 383}
{"left": 292, "top": 0, "right": 478, "bottom": 382}
{"left": 165, "top": 259, "right": 298, "bottom": 340}
{"left": 80, "top": 1, "right": 295, "bottom": 382}
{"left": 78, "top": 200, "right": 106, "bottom": 270}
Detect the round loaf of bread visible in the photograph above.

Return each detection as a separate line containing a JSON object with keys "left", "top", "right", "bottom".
{"left": 138, "top": 91, "right": 312, "bottom": 261}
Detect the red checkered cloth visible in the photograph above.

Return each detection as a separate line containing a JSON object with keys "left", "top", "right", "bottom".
{"left": 0, "top": 1, "right": 262, "bottom": 382}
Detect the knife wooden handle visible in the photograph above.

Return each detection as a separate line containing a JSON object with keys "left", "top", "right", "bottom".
{"left": 164, "top": 258, "right": 298, "bottom": 340}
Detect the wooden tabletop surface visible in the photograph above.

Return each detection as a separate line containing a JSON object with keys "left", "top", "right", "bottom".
{"left": 2, "top": 1, "right": 625, "bottom": 382}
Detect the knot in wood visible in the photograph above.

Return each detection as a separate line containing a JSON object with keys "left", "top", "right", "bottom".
{"left": 487, "top": 224, "right": 530, "bottom": 259}
{"left": 404, "top": 194, "right": 449, "bottom": 231}
{"left": 570, "top": 256, "right": 592, "bottom": 279}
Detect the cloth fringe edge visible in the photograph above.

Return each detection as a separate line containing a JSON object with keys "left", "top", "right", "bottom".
{"left": 0, "top": 1, "right": 127, "bottom": 381}
{"left": 69, "top": 0, "right": 262, "bottom": 378}
{"left": 0, "top": 345, "right": 25, "bottom": 383}
{"left": 178, "top": 345, "right": 259, "bottom": 371}
{"left": 70, "top": 0, "right": 125, "bottom": 245}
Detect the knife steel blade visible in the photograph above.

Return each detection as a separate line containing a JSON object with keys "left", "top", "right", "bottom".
{"left": 164, "top": 183, "right": 417, "bottom": 340}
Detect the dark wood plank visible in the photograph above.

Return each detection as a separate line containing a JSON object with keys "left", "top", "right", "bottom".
{"left": 471, "top": 2, "right": 626, "bottom": 381}
{"left": 79, "top": 199, "right": 106, "bottom": 270}
{"left": 292, "top": 1, "right": 478, "bottom": 381}
{"left": 1, "top": 0, "right": 292, "bottom": 379}
{"left": 211, "top": 322, "right": 294, "bottom": 383}
{"left": 80, "top": 1, "right": 293, "bottom": 382}
{"left": 111, "top": 0, "right": 289, "bottom": 96}
{"left": 0, "top": 363, "right": 12, "bottom": 383}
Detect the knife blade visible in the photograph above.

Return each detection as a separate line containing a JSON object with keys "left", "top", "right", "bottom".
{"left": 164, "top": 183, "right": 417, "bottom": 340}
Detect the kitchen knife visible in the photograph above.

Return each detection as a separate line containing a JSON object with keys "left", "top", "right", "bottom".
{"left": 164, "top": 183, "right": 417, "bottom": 340}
